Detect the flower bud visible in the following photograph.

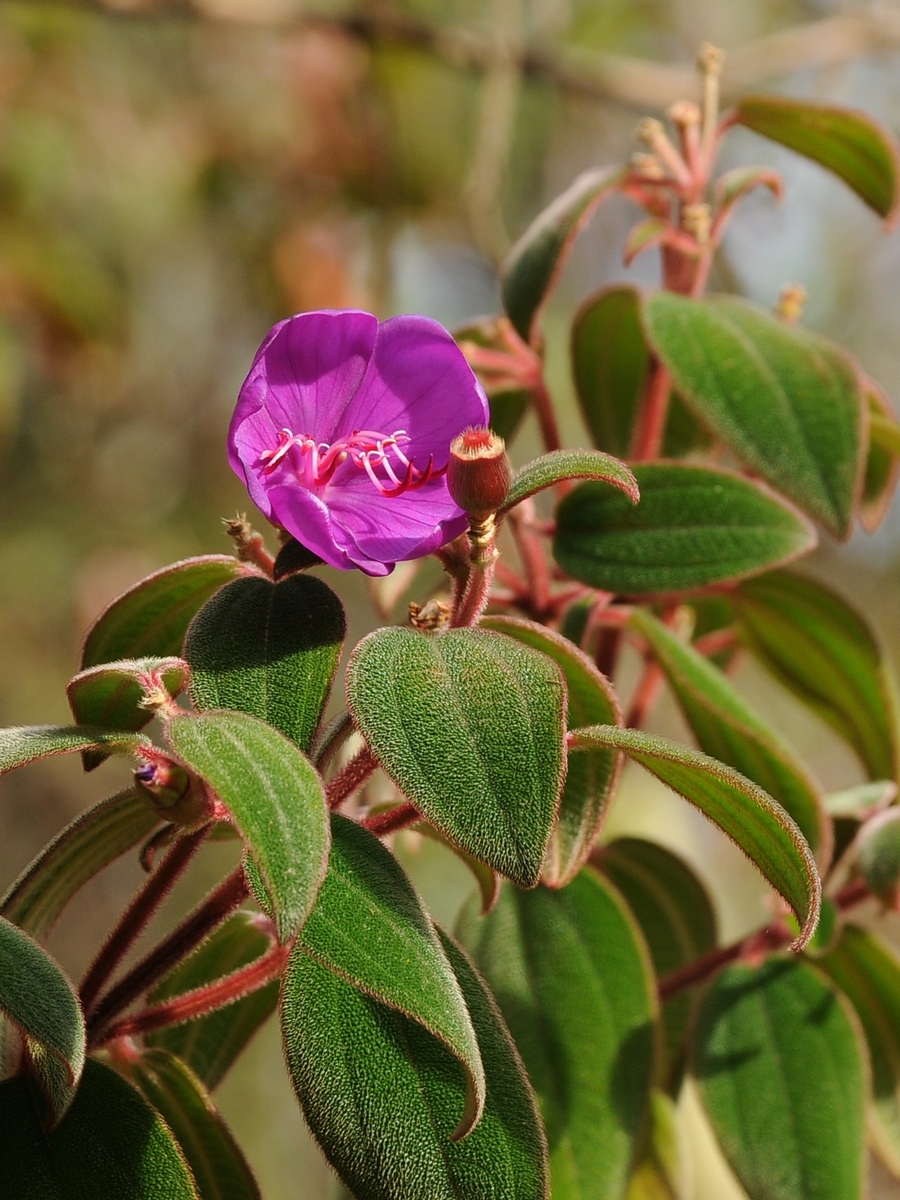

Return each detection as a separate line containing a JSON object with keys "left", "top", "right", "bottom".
{"left": 134, "top": 759, "right": 211, "bottom": 827}
{"left": 446, "top": 427, "right": 511, "bottom": 519}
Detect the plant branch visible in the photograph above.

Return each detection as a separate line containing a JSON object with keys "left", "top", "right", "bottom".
{"left": 629, "top": 360, "right": 671, "bottom": 461}
{"left": 363, "top": 802, "right": 420, "bottom": 837}
{"left": 326, "top": 746, "right": 379, "bottom": 810}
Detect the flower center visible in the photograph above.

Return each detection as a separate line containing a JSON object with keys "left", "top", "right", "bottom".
{"left": 259, "top": 428, "right": 445, "bottom": 497}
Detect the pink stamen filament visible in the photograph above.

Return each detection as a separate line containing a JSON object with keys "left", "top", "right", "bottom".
{"left": 259, "top": 427, "right": 446, "bottom": 497}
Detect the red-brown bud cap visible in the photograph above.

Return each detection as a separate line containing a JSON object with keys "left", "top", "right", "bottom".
{"left": 447, "top": 427, "right": 511, "bottom": 518}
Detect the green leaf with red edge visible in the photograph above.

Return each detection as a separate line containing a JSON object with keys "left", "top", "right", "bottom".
{"left": 346, "top": 627, "right": 566, "bottom": 888}
{"left": 733, "top": 569, "right": 900, "bottom": 781}
{"left": 122, "top": 1048, "right": 261, "bottom": 1200}
{"left": 1, "top": 787, "right": 158, "bottom": 942}
{"left": 184, "top": 573, "right": 346, "bottom": 753}
{"left": 457, "top": 871, "right": 658, "bottom": 1200}
{"left": 502, "top": 166, "right": 625, "bottom": 344}
{"left": 0, "top": 725, "right": 150, "bottom": 773}
{"left": 630, "top": 607, "right": 829, "bottom": 863}
{"left": 281, "top": 929, "right": 548, "bottom": 1200}
{"left": 642, "top": 292, "right": 866, "bottom": 539}
{"left": 165, "top": 710, "right": 330, "bottom": 942}
{"left": 147, "top": 911, "right": 278, "bottom": 1090}
{"left": 553, "top": 464, "right": 816, "bottom": 596}
{"left": 0, "top": 1058, "right": 199, "bottom": 1198}
{"left": 595, "top": 837, "right": 716, "bottom": 1089}
{"left": 854, "top": 808, "right": 900, "bottom": 905}
{"left": 736, "top": 94, "right": 900, "bottom": 225}
{"left": 500, "top": 449, "right": 638, "bottom": 516}
{"left": 862, "top": 381, "right": 900, "bottom": 531}
{"left": 480, "top": 616, "right": 622, "bottom": 886}
{"left": 713, "top": 165, "right": 783, "bottom": 214}
{"left": 67, "top": 657, "right": 188, "bottom": 771}
{"left": 80, "top": 555, "right": 247, "bottom": 669}
{"left": 819, "top": 925, "right": 900, "bottom": 1178}
{"left": 0, "top": 916, "right": 85, "bottom": 1125}
{"left": 691, "top": 958, "right": 867, "bottom": 1200}
{"left": 567, "top": 725, "right": 821, "bottom": 948}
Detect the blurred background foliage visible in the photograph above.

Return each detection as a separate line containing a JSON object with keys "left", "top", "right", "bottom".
{"left": 4, "top": 0, "right": 900, "bottom": 1195}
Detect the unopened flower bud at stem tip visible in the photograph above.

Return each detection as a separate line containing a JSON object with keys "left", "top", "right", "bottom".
{"left": 447, "top": 427, "right": 511, "bottom": 520}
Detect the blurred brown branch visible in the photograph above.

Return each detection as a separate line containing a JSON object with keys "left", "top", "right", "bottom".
{"left": 21, "top": 2, "right": 900, "bottom": 112}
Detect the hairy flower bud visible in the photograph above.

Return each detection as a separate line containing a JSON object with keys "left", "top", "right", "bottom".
{"left": 446, "top": 427, "right": 511, "bottom": 519}
{"left": 134, "top": 759, "right": 211, "bottom": 827}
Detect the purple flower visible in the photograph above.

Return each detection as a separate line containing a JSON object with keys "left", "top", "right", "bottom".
{"left": 229, "top": 310, "right": 490, "bottom": 576}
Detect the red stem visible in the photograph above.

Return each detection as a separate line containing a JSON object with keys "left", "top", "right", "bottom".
{"left": 629, "top": 359, "right": 671, "bottom": 461}
{"left": 326, "top": 747, "right": 378, "bottom": 810}
{"left": 363, "top": 802, "right": 420, "bottom": 837}
{"left": 531, "top": 377, "right": 563, "bottom": 453}
{"left": 80, "top": 826, "right": 208, "bottom": 1013}
{"left": 624, "top": 660, "right": 665, "bottom": 730}
{"left": 451, "top": 556, "right": 496, "bottom": 628}
{"left": 509, "top": 504, "right": 551, "bottom": 619}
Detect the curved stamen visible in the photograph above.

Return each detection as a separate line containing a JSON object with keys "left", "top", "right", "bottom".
{"left": 259, "top": 426, "right": 438, "bottom": 496}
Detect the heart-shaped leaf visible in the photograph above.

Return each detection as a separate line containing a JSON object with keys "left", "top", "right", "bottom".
{"left": 347, "top": 627, "right": 566, "bottom": 887}
{"left": 458, "top": 871, "right": 657, "bottom": 1200}
{"left": 642, "top": 292, "right": 865, "bottom": 538}
{"left": 123, "top": 1048, "right": 261, "bottom": 1200}
{"left": 481, "top": 617, "right": 622, "bottom": 886}
{"left": 0, "top": 725, "right": 150, "bottom": 774}
{"left": 281, "top": 930, "right": 548, "bottom": 1200}
{"left": 554, "top": 464, "right": 816, "bottom": 595}
{"left": 165, "top": 711, "right": 330, "bottom": 942}
{"left": 501, "top": 449, "right": 638, "bottom": 515}
{"left": 595, "top": 837, "right": 716, "bottom": 1087}
{"left": 692, "top": 958, "right": 867, "bottom": 1200}
{"left": 298, "top": 814, "right": 484, "bottom": 1139}
{"left": 568, "top": 725, "right": 821, "bottom": 947}
{"left": 736, "top": 94, "right": 900, "bottom": 224}
{"left": 1, "top": 788, "right": 158, "bottom": 941}
{"left": 733, "top": 570, "right": 900, "bottom": 781}
{"left": 502, "top": 166, "right": 624, "bottom": 344}
{"left": 80, "top": 555, "right": 247, "bottom": 668}
{"left": 631, "top": 607, "right": 829, "bottom": 862}
{"left": 0, "top": 1058, "right": 199, "bottom": 1198}
{"left": 0, "top": 916, "right": 85, "bottom": 1124}
{"left": 184, "top": 573, "right": 346, "bottom": 753}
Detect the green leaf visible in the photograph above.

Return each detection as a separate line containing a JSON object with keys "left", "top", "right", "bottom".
{"left": 861, "top": 384, "right": 900, "bottom": 532}
{"left": 625, "top": 1091, "right": 690, "bottom": 1200}
{"left": 0, "top": 916, "right": 85, "bottom": 1123}
{"left": 80, "top": 555, "right": 247, "bottom": 669}
{"left": 630, "top": 607, "right": 828, "bottom": 861}
{"left": 0, "top": 724, "right": 150, "bottom": 773}
{"left": 501, "top": 449, "right": 638, "bottom": 515}
{"left": 281, "top": 930, "right": 548, "bottom": 1200}
{"left": 642, "top": 292, "right": 865, "bottom": 538}
{"left": 299, "top": 814, "right": 484, "bottom": 1138}
{"left": 736, "top": 94, "right": 900, "bottom": 224}
{"left": 713, "top": 165, "right": 783, "bottom": 212}
{"left": 147, "top": 911, "right": 278, "bottom": 1090}
{"left": 184, "top": 573, "right": 346, "bottom": 752}
{"left": 502, "top": 166, "right": 624, "bottom": 343}
{"left": 734, "top": 569, "right": 900, "bottom": 780}
{"left": 854, "top": 808, "right": 900, "bottom": 905}
{"left": 692, "top": 958, "right": 867, "bottom": 1200}
{"left": 554, "top": 464, "right": 816, "bottom": 595}
{"left": 347, "top": 627, "right": 566, "bottom": 888}
{"left": 568, "top": 725, "right": 821, "bottom": 947}
{"left": 272, "top": 537, "right": 323, "bottom": 579}
{"left": 824, "top": 780, "right": 896, "bottom": 818}
{"left": 458, "top": 871, "right": 657, "bottom": 1200}
{"left": 165, "top": 711, "right": 330, "bottom": 941}
{"left": 67, "top": 657, "right": 188, "bottom": 770}
{"left": 124, "top": 1048, "right": 261, "bottom": 1200}
{"left": 0, "top": 1058, "right": 199, "bottom": 1198}
{"left": 596, "top": 837, "right": 716, "bottom": 1086}
{"left": 480, "top": 616, "right": 623, "bottom": 886}
{"left": 412, "top": 820, "right": 500, "bottom": 914}
{"left": 819, "top": 925, "right": 900, "bottom": 1177}
{"left": 1, "top": 787, "right": 159, "bottom": 941}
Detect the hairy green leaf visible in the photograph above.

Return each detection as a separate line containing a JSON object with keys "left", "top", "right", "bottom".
{"left": 855, "top": 808, "right": 900, "bottom": 905}
{"left": 692, "top": 958, "right": 867, "bottom": 1200}
{"left": 568, "top": 725, "right": 821, "bottom": 947}
{"left": 501, "top": 449, "right": 638, "bottom": 515}
{"left": 184, "top": 574, "right": 345, "bottom": 752}
{"left": 0, "top": 725, "right": 150, "bottom": 774}
{"left": 824, "top": 780, "right": 896, "bottom": 817}
{"left": 458, "top": 871, "right": 657, "bottom": 1200}
{"left": 554, "top": 465, "right": 816, "bottom": 595}
{"left": 861, "top": 384, "right": 900, "bottom": 532}
{"left": 347, "top": 627, "right": 566, "bottom": 887}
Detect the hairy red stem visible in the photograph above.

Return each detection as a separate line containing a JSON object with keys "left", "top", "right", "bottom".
{"left": 363, "top": 802, "right": 420, "bottom": 837}
{"left": 629, "top": 360, "right": 671, "bottom": 461}
{"left": 326, "top": 746, "right": 378, "bottom": 810}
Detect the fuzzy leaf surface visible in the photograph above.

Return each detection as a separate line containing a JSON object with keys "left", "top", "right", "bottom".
{"left": 281, "top": 930, "right": 548, "bottom": 1200}
{"left": 165, "top": 711, "right": 329, "bottom": 941}
{"left": 861, "top": 384, "right": 900, "bottom": 531}
{"left": 347, "top": 627, "right": 566, "bottom": 887}
{"left": 554, "top": 465, "right": 816, "bottom": 595}
{"left": 184, "top": 574, "right": 345, "bottom": 752}
{"left": 457, "top": 871, "right": 657, "bottom": 1200}
{"left": 0, "top": 725, "right": 150, "bottom": 773}
{"left": 481, "top": 617, "right": 622, "bottom": 886}
{"left": 80, "top": 555, "right": 246, "bottom": 668}
{"left": 501, "top": 450, "right": 638, "bottom": 514}
{"left": 643, "top": 293, "right": 864, "bottom": 538}
{"left": 0, "top": 1058, "right": 199, "bottom": 1198}
{"left": 734, "top": 570, "right": 900, "bottom": 780}
{"left": 692, "top": 958, "right": 867, "bottom": 1200}
{"left": 568, "top": 725, "right": 820, "bottom": 947}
